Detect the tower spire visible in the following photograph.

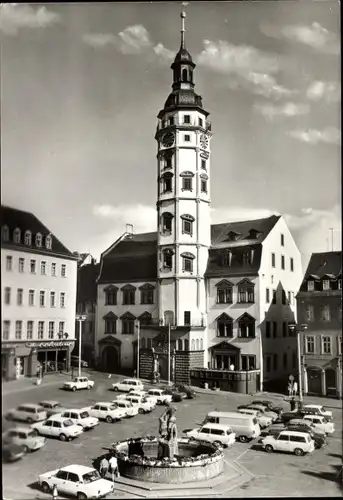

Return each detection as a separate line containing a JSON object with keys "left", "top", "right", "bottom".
{"left": 180, "top": 11, "right": 186, "bottom": 49}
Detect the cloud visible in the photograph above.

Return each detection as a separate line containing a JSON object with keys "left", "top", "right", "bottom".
{"left": 287, "top": 127, "right": 340, "bottom": 145}
{"left": 254, "top": 102, "right": 310, "bottom": 120}
{"left": 153, "top": 43, "right": 175, "bottom": 61}
{"left": 261, "top": 22, "right": 339, "bottom": 55}
{"left": 82, "top": 33, "right": 117, "bottom": 48}
{"left": 196, "top": 40, "right": 295, "bottom": 99}
{"left": 0, "top": 4, "right": 60, "bottom": 35}
{"left": 211, "top": 206, "right": 278, "bottom": 224}
{"left": 83, "top": 25, "right": 151, "bottom": 54}
{"left": 306, "top": 81, "right": 341, "bottom": 103}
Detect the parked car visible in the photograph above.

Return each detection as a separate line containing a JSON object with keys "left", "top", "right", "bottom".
{"left": 250, "top": 400, "right": 284, "bottom": 415}
{"left": 38, "top": 464, "right": 114, "bottom": 499}
{"left": 303, "top": 405, "right": 333, "bottom": 421}
{"left": 112, "top": 399, "right": 139, "bottom": 418}
{"left": 32, "top": 416, "right": 84, "bottom": 441}
{"left": 147, "top": 389, "right": 173, "bottom": 405}
{"left": 60, "top": 409, "right": 99, "bottom": 430}
{"left": 260, "top": 423, "right": 286, "bottom": 439}
{"left": 87, "top": 402, "right": 126, "bottom": 423}
{"left": 244, "top": 404, "right": 278, "bottom": 422}
{"left": 112, "top": 379, "right": 144, "bottom": 392}
{"left": 164, "top": 387, "right": 187, "bottom": 402}
{"left": 172, "top": 385, "right": 196, "bottom": 399}
{"left": 280, "top": 409, "right": 306, "bottom": 423}
{"left": 262, "top": 430, "right": 315, "bottom": 456}
{"left": 203, "top": 411, "right": 261, "bottom": 443}
{"left": 237, "top": 408, "right": 272, "bottom": 428}
{"left": 38, "top": 401, "right": 67, "bottom": 418}
{"left": 3, "top": 427, "right": 46, "bottom": 453}
{"left": 287, "top": 420, "right": 327, "bottom": 448}
{"left": 125, "top": 395, "right": 156, "bottom": 413}
{"left": 2, "top": 440, "right": 25, "bottom": 462}
{"left": 63, "top": 377, "right": 94, "bottom": 392}
{"left": 302, "top": 414, "right": 335, "bottom": 435}
{"left": 5, "top": 404, "right": 47, "bottom": 424}
{"left": 71, "top": 356, "right": 89, "bottom": 368}
{"left": 184, "top": 423, "right": 236, "bottom": 447}
{"left": 126, "top": 391, "right": 155, "bottom": 404}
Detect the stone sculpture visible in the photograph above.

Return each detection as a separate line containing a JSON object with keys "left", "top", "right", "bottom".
{"left": 158, "top": 402, "right": 179, "bottom": 459}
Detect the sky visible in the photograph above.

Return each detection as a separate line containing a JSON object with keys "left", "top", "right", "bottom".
{"left": 1, "top": 2, "right": 341, "bottom": 270}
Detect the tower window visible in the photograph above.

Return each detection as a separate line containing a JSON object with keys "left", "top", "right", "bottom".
{"left": 184, "top": 134, "right": 190, "bottom": 142}
{"left": 184, "top": 115, "right": 191, "bottom": 124}
{"left": 161, "top": 212, "right": 173, "bottom": 233}
{"left": 181, "top": 214, "right": 195, "bottom": 236}
{"left": 201, "top": 159, "right": 206, "bottom": 169}
{"left": 161, "top": 172, "right": 173, "bottom": 192}
{"left": 181, "top": 252, "right": 195, "bottom": 272}
{"left": 199, "top": 117, "right": 203, "bottom": 127}
{"left": 165, "top": 154, "right": 173, "bottom": 169}
{"left": 182, "top": 177, "right": 192, "bottom": 191}
{"left": 182, "top": 69, "right": 188, "bottom": 81}
{"left": 201, "top": 180, "right": 207, "bottom": 193}
{"left": 169, "top": 116, "right": 175, "bottom": 125}
{"left": 162, "top": 249, "right": 174, "bottom": 269}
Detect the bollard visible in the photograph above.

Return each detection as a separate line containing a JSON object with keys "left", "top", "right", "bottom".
{"left": 52, "top": 484, "right": 58, "bottom": 499}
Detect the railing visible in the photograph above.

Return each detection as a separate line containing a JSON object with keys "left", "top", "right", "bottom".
{"left": 157, "top": 118, "right": 211, "bottom": 131}
{"left": 141, "top": 317, "right": 206, "bottom": 328}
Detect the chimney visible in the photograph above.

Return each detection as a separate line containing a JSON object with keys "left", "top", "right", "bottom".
{"left": 126, "top": 224, "right": 134, "bottom": 239}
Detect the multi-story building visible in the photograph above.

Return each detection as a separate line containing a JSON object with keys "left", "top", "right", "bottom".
{"left": 1, "top": 206, "right": 78, "bottom": 380}
{"left": 94, "top": 12, "right": 302, "bottom": 393}
{"left": 297, "top": 251, "right": 342, "bottom": 398}
{"left": 75, "top": 257, "right": 99, "bottom": 366}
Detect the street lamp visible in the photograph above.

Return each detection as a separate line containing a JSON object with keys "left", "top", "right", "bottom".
{"left": 289, "top": 322, "right": 308, "bottom": 402}
{"left": 75, "top": 315, "right": 87, "bottom": 377}
{"left": 136, "top": 320, "right": 140, "bottom": 379}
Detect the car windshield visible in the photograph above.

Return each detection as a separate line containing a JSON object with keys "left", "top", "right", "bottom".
{"left": 27, "top": 431, "right": 36, "bottom": 438}
{"left": 82, "top": 470, "right": 100, "bottom": 483}
{"left": 80, "top": 412, "right": 89, "bottom": 419}
{"left": 63, "top": 419, "right": 74, "bottom": 427}
{"left": 126, "top": 402, "right": 133, "bottom": 408}
{"left": 53, "top": 403, "right": 62, "bottom": 408}
{"left": 109, "top": 406, "right": 118, "bottom": 411}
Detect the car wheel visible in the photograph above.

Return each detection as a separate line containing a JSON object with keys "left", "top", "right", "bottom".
{"left": 138, "top": 408, "right": 144, "bottom": 414}
{"left": 265, "top": 444, "right": 274, "bottom": 453}
{"left": 41, "top": 482, "right": 51, "bottom": 493}
{"left": 59, "top": 433, "right": 67, "bottom": 441}
{"left": 26, "top": 418, "right": 33, "bottom": 424}
{"left": 239, "top": 435, "right": 248, "bottom": 443}
{"left": 106, "top": 416, "right": 113, "bottom": 423}
{"left": 213, "top": 441, "right": 222, "bottom": 447}
{"left": 72, "top": 386, "right": 77, "bottom": 392}
{"left": 294, "top": 448, "right": 304, "bottom": 456}
{"left": 77, "top": 492, "right": 87, "bottom": 500}
{"left": 22, "top": 445, "right": 29, "bottom": 454}
{"left": 113, "top": 387, "right": 119, "bottom": 391}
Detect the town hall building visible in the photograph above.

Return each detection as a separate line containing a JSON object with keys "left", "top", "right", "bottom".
{"left": 95, "top": 13, "right": 303, "bottom": 393}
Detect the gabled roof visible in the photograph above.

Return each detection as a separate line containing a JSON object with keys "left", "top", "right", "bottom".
{"left": 304, "top": 252, "right": 341, "bottom": 280}
{"left": 1, "top": 205, "right": 75, "bottom": 259}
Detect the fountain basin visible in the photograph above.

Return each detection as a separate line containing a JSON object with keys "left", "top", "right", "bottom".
{"left": 111, "top": 436, "right": 224, "bottom": 484}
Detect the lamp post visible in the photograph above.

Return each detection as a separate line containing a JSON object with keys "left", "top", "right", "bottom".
{"left": 289, "top": 322, "right": 308, "bottom": 402}
{"left": 75, "top": 315, "right": 87, "bottom": 377}
{"left": 168, "top": 323, "right": 171, "bottom": 386}
{"left": 136, "top": 320, "right": 140, "bottom": 379}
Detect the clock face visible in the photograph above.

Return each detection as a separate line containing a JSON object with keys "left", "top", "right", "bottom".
{"left": 162, "top": 132, "right": 175, "bottom": 148}
{"left": 200, "top": 134, "right": 209, "bottom": 149}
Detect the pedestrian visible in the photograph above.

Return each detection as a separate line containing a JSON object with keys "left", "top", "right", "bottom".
{"left": 99, "top": 456, "right": 109, "bottom": 478}
{"left": 109, "top": 454, "right": 119, "bottom": 481}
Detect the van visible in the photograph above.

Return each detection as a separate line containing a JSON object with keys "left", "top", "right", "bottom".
{"left": 203, "top": 411, "right": 260, "bottom": 443}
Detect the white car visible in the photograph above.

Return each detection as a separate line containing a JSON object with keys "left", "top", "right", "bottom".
{"left": 262, "top": 430, "right": 315, "bottom": 456}
{"left": 112, "top": 399, "right": 139, "bottom": 417}
{"left": 38, "top": 464, "right": 114, "bottom": 499}
{"left": 6, "top": 404, "right": 47, "bottom": 424}
{"left": 32, "top": 416, "right": 83, "bottom": 441}
{"left": 303, "top": 415, "right": 335, "bottom": 435}
{"left": 126, "top": 391, "right": 155, "bottom": 404}
{"left": 246, "top": 405, "right": 278, "bottom": 422}
{"left": 38, "top": 401, "right": 67, "bottom": 418}
{"left": 125, "top": 395, "right": 155, "bottom": 413}
{"left": 63, "top": 377, "right": 94, "bottom": 392}
{"left": 303, "top": 405, "right": 333, "bottom": 420}
{"left": 184, "top": 423, "right": 236, "bottom": 448}
{"left": 3, "top": 427, "right": 46, "bottom": 453}
{"left": 112, "top": 379, "right": 144, "bottom": 392}
{"left": 147, "top": 389, "right": 173, "bottom": 405}
{"left": 60, "top": 409, "right": 99, "bottom": 430}
{"left": 87, "top": 402, "right": 126, "bottom": 423}
{"left": 237, "top": 408, "right": 272, "bottom": 428}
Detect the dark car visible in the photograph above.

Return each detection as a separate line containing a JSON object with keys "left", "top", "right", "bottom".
{"left": 164, "top": 387, "right": 187, "bottom": 402}
{"left": 173, "top": 385, "right": 196, "bottom": 399}
{"left": 280, "top": 410, "right": 306, "bottom": 423}
{"left": 2, "top": 440, "right": 25, "bottom": 462}
{"left": 250, "top": 400, "right": 283, "bottom": 415}
{"left": 286, "top": 423, "right": 327, "bottom": 449}
{"left": 260, "top": 423, "right": 286, "bottom": 439}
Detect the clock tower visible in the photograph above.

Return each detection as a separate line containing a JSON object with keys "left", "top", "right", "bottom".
{"left": 155, "top": 12, "right": 212, "bottom": 355}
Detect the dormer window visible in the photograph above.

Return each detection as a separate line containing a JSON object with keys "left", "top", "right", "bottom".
{"left": 24, "top": 230, "right": 32, "bottom": 245}
{"left": 2, "top": 225, "right": 9, "bottom": 242}
{"left": 227, "top": 231, "right": 240, "bottom": 241}
{"left": 161, "top": 172, "right": 173, "bottom": 193}
{"left": 45, "top": 234, "right": 52, "bottom": 249}
{"left": 161, "top": 212, "right": 173, "bottom": 234}
{"left": 247, "top": 229, "right": 261, "bottom": 240}
{"left": 307, "top": 281, "right": 314, "bottom": 291}
{"left": 222, "top": 250, "right": 232, "bottom": 267}
{"left": 323, "top": 280, "right": 330, "bottom": 291}
{"left": 181, "top": 214, "right": 195, "bottom": 236}
{"left": 35, "top": 233, "right": 42, "bottom": 247}
{"left": 13, "top": 228, "right": 21, "bottom": 244}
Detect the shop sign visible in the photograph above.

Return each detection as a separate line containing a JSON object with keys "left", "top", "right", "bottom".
{"left": 25, "top": 341, "right": 74, "bottom": 349}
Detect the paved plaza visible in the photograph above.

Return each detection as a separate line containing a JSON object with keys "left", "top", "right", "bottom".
{"left": 2, "top": 370, "right": 342, "bottom": 499}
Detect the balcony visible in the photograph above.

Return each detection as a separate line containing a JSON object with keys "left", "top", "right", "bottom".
{"left": 190, "top": 368, "right": 260, "bottom": 394}
{"left": 140, "top": 317, "right": 206, "bottom": 330}
{"left": 156, "top": 118, "right": 211, "bottom": 132}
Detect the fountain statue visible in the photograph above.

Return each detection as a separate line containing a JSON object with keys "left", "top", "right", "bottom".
{"left": 158, "top": 402, "right": 179, "bottom": 459}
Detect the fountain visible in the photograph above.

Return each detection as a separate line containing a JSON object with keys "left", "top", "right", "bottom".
{"left": 111, "top": 403, "right": 224, "bottom": 484}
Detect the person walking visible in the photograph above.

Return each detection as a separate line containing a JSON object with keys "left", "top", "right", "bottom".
{"left": 99, "top": 457, "right": 109, "bottom": 478}
{"left": 109, "top": 455, "right": 119, "bottom": 481}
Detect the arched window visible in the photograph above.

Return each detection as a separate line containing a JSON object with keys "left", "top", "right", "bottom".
{"left": 216, "top": 313, "right": 233, "bottom": 338}
{"left": 195, "top": 339, "right": 199, "bottom": 350}
{"left": 2, "top": 225, "right": 9, "bottom": 241}
{"left": 191, "top": 339, "right": 195, "bottom": 351}
{"left": 238, "top": 313, "right": 255, "bottom": 339}
{"left": 161, "top": 172, "right": 173, "bottom": 193}
{"left": 200, "top": 339, "right": 203, "bottom": 350}
{"left": 161, "top": 212, "right": 174, "bottom": 234}
{"left": 45, "top": 234, "right": 52, "bottom": 250}
{"left": 13, "top": 228, "right": 21, "bottom": 244}
{"left": 238, "top": 279, "right": 255, "bottom": 303}
{"left": 24, "top": 230, "right": 32, "bottom": 245}
{"left": 141, "top": 337, "right": 146, "bottom": 349}
{"left": 35, "top": 232, "right": 42, "bottom": 247}
{"left": 182, "top": 68, "right": 188, "bottom": 81}
{"left": 216, "top": 280, "right": 233, "bottom": 304}
{"left": 184, "top": 339, "right": 189, "bottom": 351}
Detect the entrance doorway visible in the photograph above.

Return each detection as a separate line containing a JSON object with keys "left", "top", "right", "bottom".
{"left": 102, "top": 346, "right": 119, "bottom": 373}
{"left": 307, "top": 367, "right": 322, "bottom": 395}
{"left": 325, "top": 368, "right": 336, "bottom": 396}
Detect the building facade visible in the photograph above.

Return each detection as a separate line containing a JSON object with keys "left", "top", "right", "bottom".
{"left": 297, "top": 251, "right": 342, "bottom": 398}
{"left": 94, "top": 13, "right": 303, "bottom": 393}
{"left": 1, "top": 206, "right": 78, "bottom": 380}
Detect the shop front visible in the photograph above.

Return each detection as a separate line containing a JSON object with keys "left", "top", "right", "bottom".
{"left": 1, "top": 343, "right": 34, "bottom": 380}
{"left": 25, "top": 340, "right": 75, "bottom": 376}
